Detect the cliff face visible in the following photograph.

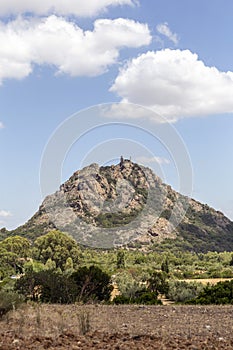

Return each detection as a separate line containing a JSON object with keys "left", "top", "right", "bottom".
{"left": 8, "top": 159, "right": 233, "bottom": 252}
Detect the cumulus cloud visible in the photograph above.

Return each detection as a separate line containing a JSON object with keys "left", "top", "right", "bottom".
{"left": 156, "top": 22, "right": 178, "bottom": 45}
{"left": 0, "top": 0, "right": 137, "bottom": 17}
{"left": 0, "top": 210, "right": 12, "bottom": 227}
{"left": 136, "top": 155, "right": 170, "bottom": 165}
{"left": 0, "top": 16, "right": 151, "bottom": 84}
{"left": 100, "top": 102, "right": 161, "bottom": 120}
{"left": 0, "top": 210, "right": 12, "bottom": 217}
{"left": 110, "top": 49, "right": 233, "bottom": 121}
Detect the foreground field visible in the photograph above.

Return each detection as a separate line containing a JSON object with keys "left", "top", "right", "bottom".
{"left": 0, "top": 304, "right": 233, "bottom": 349}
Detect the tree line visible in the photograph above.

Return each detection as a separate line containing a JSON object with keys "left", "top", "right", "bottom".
{"left": 0, "top": 230, "right": 232, "bottom": 318}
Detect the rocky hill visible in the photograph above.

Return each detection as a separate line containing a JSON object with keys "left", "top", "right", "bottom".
{"left": 4, "top": 159, "right": 233, "bottom": 252}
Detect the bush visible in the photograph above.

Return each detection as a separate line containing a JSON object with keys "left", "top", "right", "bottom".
{"left": 113, "top": 291, "right": 161, "bottom": 305}
{"left": 167, "top": 280, "right": 203, "bottom": 303}
{"left": 116, "top": 251, "right": 125, "bottom": 269}
{"left": 71, "top": 265, "right": 113, "bottom": 302}
{"left": 15, "top": 266, "right": 113, "bottom": 304}
{"left": 188, "top": 280, "right": 233, "bottom": 304}
{"left": 15, "top": 270, "right": 77, "bottom": 304}
{"left": 0, "top": 290, "right": 24, "bottom": 319}
{"left": 160, "top": 209, "right": 171, "bottom": 220}
{"left": 112, "top": 295, "right": 131, "bottom": 304}
{"left": 136, "top": 291, "right": 162, "bottom": 305}
{"left": 95, "top": 210, "right": 140, "bottom": 228}
{"left": 114, "top": 271, "right": 144, "bottom": 299}
{"left": 148, "top": 271, "right": 169, "bottom": 295}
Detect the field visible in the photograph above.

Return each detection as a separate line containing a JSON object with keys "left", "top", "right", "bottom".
{"left": 179, "top": 278, "right": 233, "bottom": 285}
{"left": 0, "top": 304, "right": 233, "bottom": 349}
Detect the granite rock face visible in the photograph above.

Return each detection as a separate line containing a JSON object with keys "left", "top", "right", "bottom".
{"left": 8, "top": 159, "right": 233, "bottom": 252}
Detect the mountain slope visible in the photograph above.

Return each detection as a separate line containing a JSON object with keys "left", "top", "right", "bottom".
{"left": 4, "top": 159, "right": 233, "bottom": 252}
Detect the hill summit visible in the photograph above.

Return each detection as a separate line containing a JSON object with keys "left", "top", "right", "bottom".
{"left": 5, "top": 159, "right": 233, "bottom": 252}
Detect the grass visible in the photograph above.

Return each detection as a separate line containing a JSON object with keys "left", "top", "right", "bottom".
{"left": 78, "top": 309, "right": 91, "bottom": 335}
{"left": 0, "top": 290, "right": 24, "bottom": 319}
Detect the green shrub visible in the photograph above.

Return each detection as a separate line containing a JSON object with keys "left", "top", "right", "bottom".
{"left": 160, "top": 209, "right": 172, "bottom": 220}
{"left": 112, "top": 294, "right": 131, "bottom": 304}
{"left": 167, "top": 280, "right": 203, "bottom": 303}
{"left": 148, "top": 271, "right": 169, "bottom": 295}
{"left": 114, "top": 271, "right": 144, "bottom": 299}
{"left": 95, "top": 210, "right": 140, "bottom": 228}
{"left": 113, "top": 291, "right": 161, "bottom": 305}
{"left": 113, "top": 290, "right": 162, "bottom": 305}
{"left": 116, "top": 251, "right": 125, "bottom": 269}
{"left": 15, "top": 270, "right": 77, "bottom": 304}
{"left": 71, "top": 265, "right": 113, "bottom": 302}
{"left": 188, "top": 280, "right": 233, "bottom": 304}
{"left": 0, "top": 290, "right": 24, "bottom": 319}
{"left": 136, "top": 291, "right": 162, "bottom": 305}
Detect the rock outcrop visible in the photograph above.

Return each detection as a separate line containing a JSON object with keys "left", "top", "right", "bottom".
{"left": 6, "top": 159, "right": 233, "bottom": 252}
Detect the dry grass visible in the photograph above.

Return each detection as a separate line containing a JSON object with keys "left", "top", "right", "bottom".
{"left": 179, "top": 278, "right": 233, "bottom": 285}
{"left": 0, "top": 304, "right": 233, "bottom": 349}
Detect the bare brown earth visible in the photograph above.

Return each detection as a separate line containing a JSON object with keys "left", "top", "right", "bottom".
{"left": 0, "top": 304, "right": 233, "bottom": 349}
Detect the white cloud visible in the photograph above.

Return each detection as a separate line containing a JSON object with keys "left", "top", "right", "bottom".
{"left": 136, "top": 155, "right": 170, "bottom": 165}
{"left": 156, "top": 22, "right": 178, "bottom": 45}
{"left": 0, "top": 0, "right": 137, "bottom": 17}
{"left": 100, "top": 103, "right": 168, "bottom": 122}
{"left": 0, "top": 210, "right": 12, "bottom": 217}
{"left": 0, "top": 16, "right": 151, "bottom": 84}
{"left": 110, "top": 49, "right": 233, "bottom": 121}
{"left": 0, "top": 122, "right": 4, "bottom": 129}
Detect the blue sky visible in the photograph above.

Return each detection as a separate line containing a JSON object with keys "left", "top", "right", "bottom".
{"left": 0, "top": 0, "right": 233, "bottom": 229}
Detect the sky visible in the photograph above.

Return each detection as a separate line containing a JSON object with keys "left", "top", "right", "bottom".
{"left": 0, "top": 0, "right": 233, "bottom": 230}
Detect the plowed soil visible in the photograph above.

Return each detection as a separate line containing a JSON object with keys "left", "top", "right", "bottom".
{"left": 0, "top": 304, "right": 232, "bottom": 349}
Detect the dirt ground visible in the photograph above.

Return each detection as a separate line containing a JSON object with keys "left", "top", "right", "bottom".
{"left": 0, "top": 304, "right": 233, "bottom": 349}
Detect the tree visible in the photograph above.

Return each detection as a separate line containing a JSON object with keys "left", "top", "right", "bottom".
{"left": 71, "top": 266, "right": 113, "bottom": 302}
{"left": 0, "top": 236, "right": 31, "bottom": 278}
{"left": 15, "top": 270, "right": 77, "bottom": 303}
{"left": 45, "top": 258, "right": 56, "bottom": 270}
{"left": 229, "top": 254, "right": 233, "bottom": 266}
{"left": 64, "top": 257, "right": 74, "bottom": 274}
{"left": 161, "top": 259, "right": 169, "bottom": 274}
{"left": 0, "top": 248, "right": 17, "bottom": 279}
{"left": 0, "top": 236, "right": 31, "bottom": 258}
{"left": 116, "top": 250, "right": 125, "bottom": 269}
{"left": 32, "top": 230, "right": 80, "bottom": 270}
{"left": 147, "top": 271, "right": 169, "bottom": 295}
